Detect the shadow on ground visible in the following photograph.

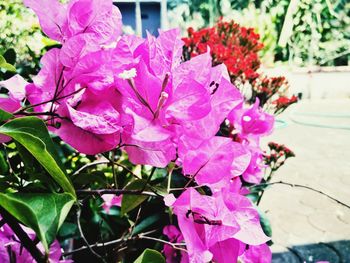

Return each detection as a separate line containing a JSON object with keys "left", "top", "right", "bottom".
{"left": 272, "top": 240, "right": 350, "bottom": 263}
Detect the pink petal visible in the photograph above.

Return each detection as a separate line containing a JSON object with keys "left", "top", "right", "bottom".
{"left": 210, "top": 238, "right": 240, "bottom": 263}
{"left": 239, "top": 243, "right": 272, "bottom": 263}
{"left": 23, "top": 0, "right": 67, "bottom": 42}
{"left": 53, "top": 120, "right": 118, "bottom": 155}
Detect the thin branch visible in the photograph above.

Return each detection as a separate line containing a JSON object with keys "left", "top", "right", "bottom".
{"left": 76, "top": 208, "right": 106, "bottom": 262}
{"left": 111, "top": 150, "right": 118, "bottom": 189}
{"left": 138, "top": 235, "right": 187, "bottom": 253}
{"left": 62, "top": 230, "right": 158, "bottom": 256}
{"left": 141, "top": 167, "right": 156, "bottom": 192}
{"left": 76, "top": 189, "right": 158, "bottom": 197}
{"left": 0, "top": 206, "right": 47, "bottom": 263}
{"left": 14, "top": 87, "right": 86, "bottom": 114}
{"left": 72, "top": 160, "right": 109, "bottom": 176}
{"left": 256, "top": 181, "right": 350, "bottom": 209}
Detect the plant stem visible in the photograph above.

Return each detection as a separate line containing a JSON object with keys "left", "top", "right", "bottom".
{"left": 111, "top": 150, "right": 118, "bottom": 189}
{"left": 254, "top": 181, "right": 350, "bottom": 209}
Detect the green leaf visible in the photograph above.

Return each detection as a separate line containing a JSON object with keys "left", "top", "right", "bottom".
{"left": 121, "top": 180, "right": 149, "bottom": 216}
{"left": 134, "top": 249, "right": 165, "bottom": 263}
{"left": 259, "top": 210, "right": 272, "bottom": 237}
{"left": 133, "top": 214, "right": 161, "bottom": 235}
{"left": 58, "top": 222, "right": 78, "bottom": 239}
{"left": 0, "top": 54, "right": 16, "bottom": 72}
{"left": 0, "top": 193, "right": 75, "bottom": 252}
{"left": 0, "top": 152, "right": 8, "bottom": 174}
{"left": 0, "top": 109, "right": 13, "bottom": 122}
{"left": 0, "top": 117, "right": 76, "bottom": 197}
{"left": 3, "top": 49, "right": 16, "bottom": 65}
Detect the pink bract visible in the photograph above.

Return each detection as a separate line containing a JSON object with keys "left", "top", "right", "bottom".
{"left": 23, "top": 0, "right": 122, "bottom": 44}
{"left": 166, "top": 188, "right": 270, "bottom": 262}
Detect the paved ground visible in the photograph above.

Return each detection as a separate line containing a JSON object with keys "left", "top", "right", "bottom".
{"left": 260, "top": 98, "right": 350, "bottom": 262}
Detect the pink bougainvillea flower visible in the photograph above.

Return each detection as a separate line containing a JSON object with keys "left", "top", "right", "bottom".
{"left": 23, "top": 0, "right": 122, "bottom": 44}
{"left": 0, "top": 75, "right": 27, "bottom": 113}
{"left": 25, "top": 48, "right": 69, "bottom": 113}
{"left": 166, "top": 188, "right": 240, "bottom": 262}
{"left": 219, "top": 189, "right": 270, "bottom": 246}
{"left": 101, "top": 194, "right": 122, "bottom": 213}
{"left": 210, "top": 238, "right": 240, "bottom": 263}
{"left": 0, "top": 221, "right": 71, "bottom": 263}
{"left": 180, "top": 136, "right": 251, "bottom": 186}
{"left": 23, "top": 0, "right": 67, "bottom": 42}
{"left": 113, "top": 30, "right": 218, "bottom": 167}
{"left": 123, "top": 107, "right": 176, "bottom": 167}
{"left": 238, "top": 243, "right": 272, "bottom": 263}
{"left": 228, "top": 98, "right": 274, "bottom": 142}
{"left": 60, "top": 34, "right": 115, "bottom": 93}
{"left": 0, "top": 75, "right": 29, "bottom": 143}
{"left": 242, "top": 145, "right": 266, "bottom": 184}
{"left": 162, "top": 225, "right": 189, "bottom": 263}
{"left": 165, "top": 188, "right": 270, "bottom": 262}
{"left": 53, "top": 88, "right": 129, "bottom": 155}
{"left": 181, "top": 63, "right": 243, "bottom": 140}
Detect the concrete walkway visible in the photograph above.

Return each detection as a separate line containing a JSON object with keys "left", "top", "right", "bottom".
{"left": 260, "top": 99, "right": 350, "bottom": 262}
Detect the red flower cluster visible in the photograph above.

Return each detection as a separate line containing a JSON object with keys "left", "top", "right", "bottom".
{"left": 265, "top": 142, "right": 295, "bottom": 174}
{"left": 183, "top": 20, "right": 263, "bottom": 82}
{"left": 183, "top": 20, "right": 297, "bottom": 115}
{"left": 272, "top": 95, "right": 298, "bottom": 114}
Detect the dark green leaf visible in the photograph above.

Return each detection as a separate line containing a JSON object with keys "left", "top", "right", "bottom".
{"left": 121, "top": 180, "right": 149, "bottom": 216}
{"left": 0, "top": 152, "right": 8, "bottom": 174}
{"left": 72, "top": 171, "right": 107, "bottom": 188}
{"left": 132, "top": 214, "right": 161, "bottom": 235}
{"left": 259, "top": 210, "right": 272, "bottom": 237}
{"left": 134, "top": 249, "right": 165, "bottom": 263}
{"left": 58, "top": 222, "right": 78, "bottom": 239}
{"left": 0, "top": 193, "right": 75, "bottom": 252}
{"left": 3, "top": 49, "right": 16, "bottom": 65}
{"left": 0, "top": 108, "right": 13, "bottom": 122}
{"left": 0, "top": 117, "right": 76, "bottom": 197}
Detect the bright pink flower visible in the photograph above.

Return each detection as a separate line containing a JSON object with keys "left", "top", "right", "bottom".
{"left": 180, "top": 136, "right": 251, "bottom": 186}
{"left": 101, "top": 194, "right": 122, "bottom": 213}
{"left": 113, "top": 30, "right": 218, "bottom": 167}
{"left": 23, "top": 0, "right": 122, "bottom": 44}
{"left": 219, "top": 189, "right": 269, "bottom": 246}
{"left": 238, "top": 243, "right": 272, "bottom": 263}
{"left": 242, "top": 146, "right": 266, "bottom": 184}
{"left": 60, "top": 34, "right": 115, "bottom": 92}
{"left": 229, "top": 99, "right": 274, "bottom": 141}
{"left": 0, "top": 75, "right": 28, "bottom": 143}
{"left": 25, "top": 48, "right": 68, "bottom": 113}
{"left": 165, "top": 188, "right": 269, "bottom": 262}
{"left": 0, "top": 221, "right": 71, "bottom": 263}
{"left": 210, "top": 238, "right": 240, "bottom": 263}
{"left": 23, "top": 0, "right": 67, "bottom": 42}
{"left": 162, "top": 225, "right": 188, "bottom": 263}
{"left": 0, "top": 75, "right": 27, "bottom": 113}
{"left": 181, "top": 63, "right": 242, "bottom": 140}
{"left": 53, "top": 88, "right": 129, "bottom": 155}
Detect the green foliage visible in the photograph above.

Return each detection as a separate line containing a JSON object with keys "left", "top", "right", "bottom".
{"left": 0, "top": 0, "right": 44, "bottom": 62}
{"left": 0, "top": 54, "right": 16, "bottom": 72}
{"left": 0, "top": 192, "right": 75, "bottom": 251}
{"left": 0, "top": 108, "right": 13, "bottom": 122}
{"left": 134, "top": 249, "right": 165, "bottom": 263}
{"left": 0, "top": 117, "right": 76, "bottom": 197}
{"left": 121, "top": 180, "right": 149, "bottom": 216}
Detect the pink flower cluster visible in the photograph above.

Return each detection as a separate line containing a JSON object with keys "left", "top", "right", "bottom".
{"left": 0, "top": 0, "right": 275, "bottom": 262}
{"left": 0, "top": 219, "right": 70, "bottom": 263}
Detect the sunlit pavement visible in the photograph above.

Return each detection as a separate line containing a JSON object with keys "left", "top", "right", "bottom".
{"left": 260, "top": 98, "right": 350, "bottom": 262}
